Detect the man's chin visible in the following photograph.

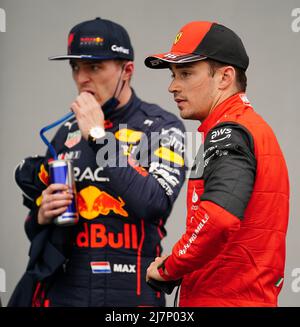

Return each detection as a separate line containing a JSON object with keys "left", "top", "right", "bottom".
{"left": 179, "top": 110, "right": 191, "bottom": 120}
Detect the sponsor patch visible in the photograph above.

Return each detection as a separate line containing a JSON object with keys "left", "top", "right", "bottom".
{"left": 77, "top": 186, "right": 128, "bottom": 220}
{"left": 154, "top": 147, "right": 184, "bottom": 166}
{"left": 65, "top": 130, "right": 82, "bottom": 148}
{"left": 128, "top": 156, "right": 149, "bottom": 177}
{"left": 192, "top": 187, "right": 198, "bottom": 204}
{"left": 190, "top": 187, "right": 199, "bottom": 220}
{"left": 149, "top": 162, "right": 180, "bottom": 176}
{"left": 149, "top": 164, "right": 179, "bottom": 187}
{"left": 68, "top": 33, "right": 74, "bottom": 48}
{"left": 143, "top": 119, "right": 153, "bottom": 126}
{"left": 36, "top": 194, "right": 42, "bottom": 207}
{"left": 80, "top": 36, "right": 104, "bottom": 46}
{"left": 38, "top": 164, "right": 49, "bottom": 186}
{"left": 239, "top": 93, "right": 251, "bottom": 105}
{"left": 73, "top": 166, "right": 109, "bottom": 182}
{"left": 77, "top": 222, "right": 138, "bottom": 249}
{"left": 64, "top": 120, "right": 77, "bottom": 130}
{"left": 111, "top": 44, "right": 129, "bottom": 54}
{"left": 178, "top": 213, "right": 209, "bottom": 256}
{"left": 210, "top": 128, "right": 232, "bottom": 143}
{"left": 115, "top": 128, "right": 142, "bottom": 143}
{"left": 161, "top": 135, "right": 185, "bottom": 154}
{"left": 161, "top": 127, "right": 185, "bottom": 138}
{"left": 164, "top": 53, "right": 178, "bottom": 59}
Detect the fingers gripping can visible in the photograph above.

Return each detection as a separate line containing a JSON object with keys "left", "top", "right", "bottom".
{"left": 49, "top": 159, "right": 79, "bottom": 226}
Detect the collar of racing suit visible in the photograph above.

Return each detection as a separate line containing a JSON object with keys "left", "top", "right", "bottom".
{"left": 198, "top": 92, "right": 251, "bottom": 136}
{"left": 102, "top": 88, "right": 141, "bottom": 123}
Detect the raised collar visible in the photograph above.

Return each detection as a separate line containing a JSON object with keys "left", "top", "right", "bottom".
{"left": 198, "top": 92, "right": 249, "bottom": 134}
{"left": 103, "top": 89, "right": 141, "bottom": 122}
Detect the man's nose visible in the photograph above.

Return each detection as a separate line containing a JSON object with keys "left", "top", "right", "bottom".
{"left": 75, "top": 69, "right": 91, "bottom": 85}
{"left": 168, "top": 78, "right": 180, "bottom": 94}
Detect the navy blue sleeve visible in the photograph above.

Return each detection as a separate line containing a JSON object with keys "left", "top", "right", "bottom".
{"left": 92, "top": 118, "right": 187, "bottom": 221}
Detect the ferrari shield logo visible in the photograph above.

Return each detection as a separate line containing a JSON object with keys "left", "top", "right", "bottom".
{"left": 174, "top": 32, "right": 183, "bottom": 44}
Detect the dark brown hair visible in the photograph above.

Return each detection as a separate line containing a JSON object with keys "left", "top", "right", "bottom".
{"left": 206, "top": 59, "right": 247, "bottom": 92}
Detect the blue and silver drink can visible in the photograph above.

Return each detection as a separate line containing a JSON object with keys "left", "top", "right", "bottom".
{"left": 49, "top": 159, "right": 79, "bottom": 226}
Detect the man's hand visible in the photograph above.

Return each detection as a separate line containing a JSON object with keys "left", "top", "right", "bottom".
{"left": 71, "top": 92, "right": 105, "bottom": 140}
{"left": 146, "top": 255, "right": 169, "bottom": 282}
{"left": 37, "top": 184, "right": 73, "bottom": 225}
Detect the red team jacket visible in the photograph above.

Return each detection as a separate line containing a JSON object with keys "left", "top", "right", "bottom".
{"left": 164, "top": 93, "right": 289, "bottom": 306}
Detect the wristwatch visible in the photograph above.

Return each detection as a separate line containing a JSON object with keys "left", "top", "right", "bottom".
{"left": 88, "top": 126, "right": 106, "bottom": 145}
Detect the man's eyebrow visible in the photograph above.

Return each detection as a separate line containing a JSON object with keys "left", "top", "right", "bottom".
{"left": 83, "top": 61, "right": 102, "bottom": 65}
{"left": 69, "top": 60, "right": 103, "bottom": 66}
{"left": 175, "top": 63, "right": 195, "bottom": 69}
{"left": 169, "top": 63, "right": 195, "bottom": 73}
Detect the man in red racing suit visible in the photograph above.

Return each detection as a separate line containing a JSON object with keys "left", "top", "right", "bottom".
{"left": 145, "top": 21, "right": 289, "bottom": 307}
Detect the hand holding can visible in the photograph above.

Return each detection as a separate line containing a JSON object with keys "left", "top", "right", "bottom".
{"left": 37, "top": 184, "right": 74, "bottom": 225}
{"left": 47, "top": 159, "right": 79, "bottom": 226}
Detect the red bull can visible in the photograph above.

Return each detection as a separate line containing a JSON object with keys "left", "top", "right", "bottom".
{"left": 49, "top": 159, "right": 79, "bottom": 226}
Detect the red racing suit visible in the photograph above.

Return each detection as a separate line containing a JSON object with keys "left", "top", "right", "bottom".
{"left": 163, "top": 92, "right": 290, "bottom": 307}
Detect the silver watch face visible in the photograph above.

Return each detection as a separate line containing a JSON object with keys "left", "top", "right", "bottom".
{"left": 90, "top": 126, "right": 105, "bottom": 139}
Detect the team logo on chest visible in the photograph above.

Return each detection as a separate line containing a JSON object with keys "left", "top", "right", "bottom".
{"left": 77, "top": 186, "right": 128, "bottom": 220}
{"left": 65, "top": 130, "right": 82, "bottom": 148}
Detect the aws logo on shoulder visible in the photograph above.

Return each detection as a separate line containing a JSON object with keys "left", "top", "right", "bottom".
{"left": 210, "top": 128, "right": 232, "bottom": 143}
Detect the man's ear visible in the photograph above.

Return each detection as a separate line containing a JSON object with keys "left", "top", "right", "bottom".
{"left": 122, "top": 61, "right": 134, "bottom": 81}
{"left": 218, "top": 66, "right": 236, "bottom": 90}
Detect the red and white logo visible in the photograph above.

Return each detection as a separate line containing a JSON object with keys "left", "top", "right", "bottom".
{"left": 239, "top": 94, "right": 251, "bottom": 105}
{"left": 65, "top": 130, "right": 82, "bottom": 148}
